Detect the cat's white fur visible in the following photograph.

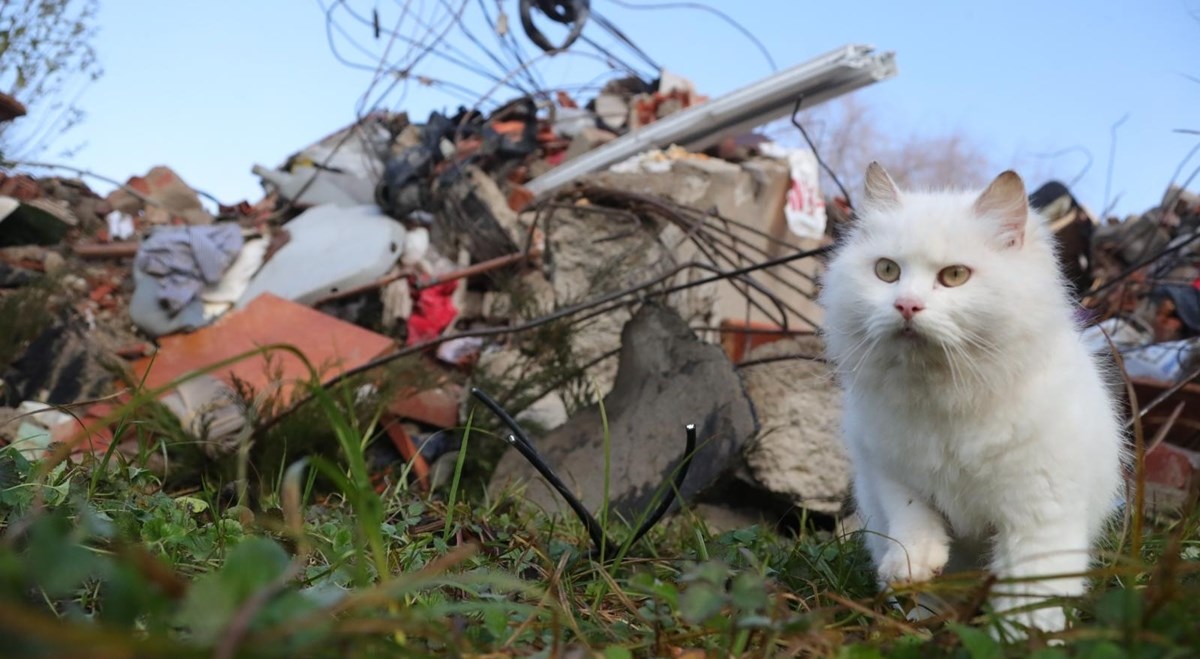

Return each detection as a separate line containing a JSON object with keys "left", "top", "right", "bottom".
{"left": 817, "top": 163, "right": 1127, "bottom": 636}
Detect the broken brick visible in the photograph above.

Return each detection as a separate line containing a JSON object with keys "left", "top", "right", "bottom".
{"left": 1143, "top": 441, "right": 1200, "bottom": 491}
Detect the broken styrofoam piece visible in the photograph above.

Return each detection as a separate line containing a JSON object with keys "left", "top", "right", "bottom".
{"left": 106, "top": 211, "right": 136, "bottom": 240}
{"left": 551, "top": 106, "right": 595, "bottom": 138}
{"left": 658, "top": 69, "right": 697, "bottom": 96}
{"left": 401, "top": 227, "right": 430, "bottom": 267}
{"left": 236, "top": 204, "right": 406, "bottom": 308}
{"left": 526, "top": 43, "right": 899, "bottom": 197}
{"left": 593, "top": 93, "right": 628, "bottom": 130}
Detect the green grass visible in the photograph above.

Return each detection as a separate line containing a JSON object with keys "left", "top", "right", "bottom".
{"left": 0, "top": 362, "right": 1198, "bottom": 658}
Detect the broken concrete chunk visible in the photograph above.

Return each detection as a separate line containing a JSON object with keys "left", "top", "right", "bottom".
{"left": 528, "top": 197, "right": 719, "bottom": 394}
{"left": 236, "top": 204, "right": 406, "bottom": 308}
{"left": 740, "top": 337, "right": 850, "bottom": 515}
{"left": 488, "top": 303, "right": 758, "bottom": 520}
{"left": 589, "top": 155, "right": 824, "bottom": 328}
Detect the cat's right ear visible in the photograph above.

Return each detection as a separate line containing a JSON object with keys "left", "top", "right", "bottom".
{"left": 864, "top": 161, "right": 901, "bottom": 210}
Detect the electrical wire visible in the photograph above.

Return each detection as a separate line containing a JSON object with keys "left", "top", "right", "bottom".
{"left": 602, "top": 0, "right": 776, "bottom": 72}
{"left": 588, "top": 10, "right": 661, "bottom": 72}
{"left": 324, "top": 0, "right": 510, "bottom": 100}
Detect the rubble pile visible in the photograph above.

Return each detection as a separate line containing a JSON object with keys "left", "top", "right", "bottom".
{"left": 1036, "top": 181, "right": 1200, "bottom": 512}
{"left": 0, "top": 60, "right": 854, "bottom": 529}
{"left": 1, "top": 38, "right": 1196, "bottom": 528}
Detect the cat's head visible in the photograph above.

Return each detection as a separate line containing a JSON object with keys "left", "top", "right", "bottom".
{"left": 818, "top": 162, "right": 1063, "bottom": 383}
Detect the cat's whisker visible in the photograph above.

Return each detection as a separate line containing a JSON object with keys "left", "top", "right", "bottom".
{"left": 958, "top": 345, "right": 990, "bottom": 390}
{"left": 949, "top": 340, "right": 991, "bottom": 390}
{"left": 836, "top": 328, "right": 875, "bottom": 362}
{"left": 959, "top": 330, "right": 1005, "bottom": 361}
{"left": 850, "top": 335, "right": 881, "bottom": 375}
{"left": 940, "top": 342, "right": 963, "bottom": 397}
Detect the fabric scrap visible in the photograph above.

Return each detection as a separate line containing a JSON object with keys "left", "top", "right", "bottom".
{"left": 135, "top": 224, "right": 243, "bottom": 315}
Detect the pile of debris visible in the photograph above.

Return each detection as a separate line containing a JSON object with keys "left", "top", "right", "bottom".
{"left": 2, "top": 36, "right": 1194, "bottom": 529}
{"left": 1, "top": 45, "right": 902, "bottom": 531}
{"left": 1035, "top": 180, "right": 1200, "bottom": 511}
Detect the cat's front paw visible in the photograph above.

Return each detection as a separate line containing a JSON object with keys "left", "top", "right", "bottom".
{"left": 877, "top": 536, "right": 949, "bottom": 585}
{"left": 989, "top": 595, "right": 1069, "bottom": 641}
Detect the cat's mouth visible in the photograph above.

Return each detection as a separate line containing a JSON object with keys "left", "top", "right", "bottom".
{"left": 895, "top": 322, "right": 925, "bottom": 341}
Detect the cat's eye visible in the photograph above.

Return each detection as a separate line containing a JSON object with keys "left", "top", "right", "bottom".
{"left": 938, "top": 265, "right": 972, "bottom": 287}
{"left": 874, "top": 258, "right": 900, "bottom": 283}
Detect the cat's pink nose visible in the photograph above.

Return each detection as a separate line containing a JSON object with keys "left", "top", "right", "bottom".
{"left": 894, "top": 297, "right": 925, "bottom": 321}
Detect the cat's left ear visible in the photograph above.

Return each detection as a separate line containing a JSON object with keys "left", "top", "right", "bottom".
{"left": 973, "top": 171, "right": 1028, "bottom": 249}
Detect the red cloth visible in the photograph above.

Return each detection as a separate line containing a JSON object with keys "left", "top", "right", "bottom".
{"left": 406, "top": 279, "right": 459, "bottom": 345}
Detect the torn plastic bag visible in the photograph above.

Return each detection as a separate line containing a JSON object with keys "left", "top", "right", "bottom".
{"left": 1121, "top": 338, "right": 1200, "bottom": 383}
{"left": 375, "top": 111, "right": 461, "bottom": 220}
{"left": 407, "top": 280, "right": 459, "bottom": 345}
{"left": 759, "top": 142, "right": 827, "bottom": 240}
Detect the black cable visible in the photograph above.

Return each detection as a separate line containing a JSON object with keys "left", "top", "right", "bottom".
{"left": 435, "top": 0, "right": 536, "bottom": 93}
{"left": 476, "top": 0, "right": 546, "bottom": 93}
{"left": 519, "top": 0, "right": 590, "bottom": 52}
{"left": 324, "top": 0, "right": 523, "bottom": 93}
{"left": 588, "top": 10, "right": 660, "bottom": 72}
{"left": 602, "top": 0, "right": 776, "bottom": 72}
{"left": 469, "top": 387, "right": 696, "bottom": 562}
{"left": 579, "top": 34, "right": 651, "bottom": 80}
{"left": 791, "top": 96, "right": 853, "bottom": 211}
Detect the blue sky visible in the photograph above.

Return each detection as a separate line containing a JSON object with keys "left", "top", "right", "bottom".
{"left": 16, "top": 0, "right": 1200, "bottom": 218}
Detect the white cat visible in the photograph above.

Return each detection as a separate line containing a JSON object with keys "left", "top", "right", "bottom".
{"left": 817, "top": 162, "right": 1128, "bottom": 636}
